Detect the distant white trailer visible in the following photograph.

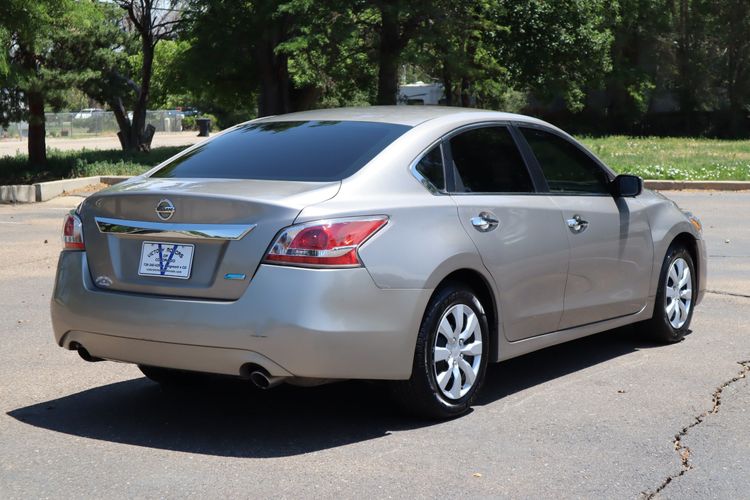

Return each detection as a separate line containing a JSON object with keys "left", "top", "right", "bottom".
{"left": 398, "top": 82, "right": 445, "bottom": 105}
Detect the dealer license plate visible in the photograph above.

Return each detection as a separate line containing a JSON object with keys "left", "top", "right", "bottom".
{"left": 138, "top": 242, "right": 194, "bottom": 279}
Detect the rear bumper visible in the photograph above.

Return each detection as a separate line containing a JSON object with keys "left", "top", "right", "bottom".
{"left": 51, "top": 251, "right": 431, "bottom": 380}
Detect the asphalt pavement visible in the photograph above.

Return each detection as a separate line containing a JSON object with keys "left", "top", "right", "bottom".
{"left": 0, "top": 191, "right": 748, "bottom": 499}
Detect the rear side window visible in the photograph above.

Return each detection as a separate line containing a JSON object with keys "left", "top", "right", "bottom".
{"left": 520, "top": 127, "right": 610, "bottom": 194}
{"left": 449, "top": 126, "right": 534, "bottom": 193}
{"left": 414, "top": 145, "right": 445, "bottom": 191}
{"left": 151, "top": 120, "right": 411, "bottom": 181}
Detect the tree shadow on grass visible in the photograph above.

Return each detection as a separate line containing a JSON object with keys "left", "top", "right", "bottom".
{"left": 8, "top": 325, "right": 666, "bottom": 458}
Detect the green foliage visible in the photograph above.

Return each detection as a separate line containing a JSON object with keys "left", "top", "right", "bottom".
{"left": 0, "top": 146, "right": 186, "bottom": 184}
{"left": 497, "top": 0, "right": 612, "bottom": 111}
{"left": 5, "top": 0, "right": 750, "bottom": 152}
{"left": 407, "top": 0, "right": 512, "bottom": 107}
{"left": 0, "top": 0, "right": 69, "bottom": 125}
{"left": 0, "top": 0, "right": 132, "bottom": 134}
{"left": 136, "top": 40, "right": 193, "bottom": 109}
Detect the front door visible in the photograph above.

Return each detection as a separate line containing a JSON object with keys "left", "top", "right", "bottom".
{"left": 517, "top": 126, "right": 653, "bottom": 329}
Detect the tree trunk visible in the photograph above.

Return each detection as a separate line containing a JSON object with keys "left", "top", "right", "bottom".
{"left": 256, "top": 32, "right": 292, "bottom": 116}
{"left": 460, "top": 77, "right": 471, "bottom": 107}
{"left": 376, "top": 4, "right": 402, "bottom": 105}
{"left": 675, "top": 0, "right": 694, "bottom": 134}
{"left": 110, "top": 97, "right": 133, "bottom": 150}
{"left": 27, "top": 91, "right": 46, "bottom": 165}
{"left": 128, "top": 38, "right": 154, "bottom": 151}
{"left": 442, "top": 63, "right": 453, "bottom": 106}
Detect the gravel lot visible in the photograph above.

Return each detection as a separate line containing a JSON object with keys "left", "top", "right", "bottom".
{"left": 0, "top": 190, "right": 748, "bottom": 499}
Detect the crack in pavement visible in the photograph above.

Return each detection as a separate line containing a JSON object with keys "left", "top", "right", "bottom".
{"left": 642, "top": 360, "right": 750, "bottom": 499}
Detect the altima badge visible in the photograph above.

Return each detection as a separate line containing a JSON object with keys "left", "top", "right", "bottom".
{"left": 156, "top": 199, "right": 175, "bottom": 220}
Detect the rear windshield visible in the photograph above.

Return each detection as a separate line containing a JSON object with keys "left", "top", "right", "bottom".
{"left": 150, "top": 120, "right": 411, "bottom": 181}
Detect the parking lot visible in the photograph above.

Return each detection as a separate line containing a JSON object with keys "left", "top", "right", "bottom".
{"left": 0, "top": 190, "right": 748, "bottom": 498}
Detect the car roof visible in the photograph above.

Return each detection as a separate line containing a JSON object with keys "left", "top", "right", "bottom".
{"left": 257, "top": 106, "right": 551, "bottom": 128}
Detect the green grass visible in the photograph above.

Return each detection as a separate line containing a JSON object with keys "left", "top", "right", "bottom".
{"left": 579, "top": 136, "right": 750, "bottom": 180}
{"left": 0, "top": 146, "right": 186, "bottom": 185}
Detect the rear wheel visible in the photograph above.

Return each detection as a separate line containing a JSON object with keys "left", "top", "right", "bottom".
{"left": 392, "top": 283, "right": 489, "bottom": 419}
{"left": 646, "top": 244, "right": 696, "bottom": 343}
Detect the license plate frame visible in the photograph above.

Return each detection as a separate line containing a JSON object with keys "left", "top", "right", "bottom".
{"left": 138, "top": 241, "right": 194, "bottom": 279}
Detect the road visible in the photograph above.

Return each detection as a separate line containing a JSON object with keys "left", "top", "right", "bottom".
{"left": 0, "top": 191, "right": 748, "bottom": 499}
{"left": 0, "top": 132, "right": 205, "bottom": 157}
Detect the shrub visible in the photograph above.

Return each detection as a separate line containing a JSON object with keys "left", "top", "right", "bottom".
{"left": 0, "top": 146, "right": 186, "bottom": 184}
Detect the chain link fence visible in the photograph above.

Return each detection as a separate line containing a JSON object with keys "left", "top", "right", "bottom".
{"left": 1, "top": 110, "right": 184, "bottom": 139}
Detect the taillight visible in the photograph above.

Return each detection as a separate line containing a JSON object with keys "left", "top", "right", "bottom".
{"left": 62, "top": 212, "right": 85, "bottom": 250}
{"left": 264, "top": 216, "right": 388, "bottom": 267}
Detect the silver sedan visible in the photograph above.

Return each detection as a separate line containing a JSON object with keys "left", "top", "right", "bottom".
{"left": 51, "top": 106, "right": 706, "bottom": 418}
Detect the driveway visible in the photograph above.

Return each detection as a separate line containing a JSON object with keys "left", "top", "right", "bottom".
{"left": 0, "top": 191, "right": 747, "bottom": 498}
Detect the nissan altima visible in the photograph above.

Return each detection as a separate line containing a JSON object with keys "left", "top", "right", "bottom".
{"left": 51, "top": 106, "right": 706, "bottom": 418}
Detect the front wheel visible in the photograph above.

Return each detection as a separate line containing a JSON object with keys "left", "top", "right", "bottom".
{"left": 645, "top": 244, "right": 696, "bottom": 343}
{"left": 391, "top": 283, "right": 489, "bottom": 419}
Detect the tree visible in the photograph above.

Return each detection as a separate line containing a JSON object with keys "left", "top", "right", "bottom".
{"left": 708, "top": 0, "right": 750, "bottom": 134}
{"left": 588, "top": 0, "right": 673, "bottom": 132}
{"left": 495, "top": 0, "right": 612, "bottom": 112}
{"left": 178, "top": 0, "right": 371, "bottom": 119}
{"left": 407, "top": 0, "right": 511, "bottom": 107}
{"left": 179, "top": 0, "right": 283, "bottom": 117}
{"left": 113, "top": 0, "right": 184, "bottom": 150}
{"left": 0, "top": 0, "right": 130, "bottom": 163}
{"left": 0, "top": 0, "right": 70, "bottom": 164}
{"left": 370, "top": 0, "right": 429, "bottom": 105}
{"left": 48, "top": 2, "right": 136, "bottom": 137}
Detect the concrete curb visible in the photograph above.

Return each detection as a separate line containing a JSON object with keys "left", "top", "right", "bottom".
{"left": 2, "top": 176, "right": 748, "bottom": 204}
{"left": 0, "top": 175, "right": 129, "bottom": 204}
{"left": 100, "top": 176, "right": 130, "bottom": 186}
{"left": 644, "top": 180, "right": 750, "bottom": 191}
{"left": 35, "top": 176, "right": 103, "bottom": 202}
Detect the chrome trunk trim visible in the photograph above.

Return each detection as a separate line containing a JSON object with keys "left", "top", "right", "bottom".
{"left": 95, "top": 217, "right": 256, "bottom": 240}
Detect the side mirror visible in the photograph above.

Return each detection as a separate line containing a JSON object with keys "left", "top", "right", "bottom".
{"left": 611, "top": 174, "right": 643, "bottom": 197}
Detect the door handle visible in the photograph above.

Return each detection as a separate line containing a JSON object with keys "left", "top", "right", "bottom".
{"left": 566, "top": 214, "right": 589, "bottom": 233}
{"left": 470, "top": 212, "right": 499, "bottom": 232}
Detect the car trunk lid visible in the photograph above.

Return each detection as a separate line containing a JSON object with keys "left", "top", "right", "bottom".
{"left": 79, "top": 177, "right": 340, "bottom": 300}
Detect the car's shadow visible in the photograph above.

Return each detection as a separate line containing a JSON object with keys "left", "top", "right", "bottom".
{"left": 8, "top": 326, "right": 667, "bottom": 458}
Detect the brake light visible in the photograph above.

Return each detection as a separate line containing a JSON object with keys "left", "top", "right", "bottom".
{"left": 62, "top": 212, "right": 85, "bottom": 250}
{"left": 264, "top": 216, "right": 388, "bottom": 267}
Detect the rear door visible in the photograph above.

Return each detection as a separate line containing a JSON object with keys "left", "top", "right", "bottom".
{"left": 446, "top": 124, "right": 570, "bottom": 341}
{"left": 517, "top": 126, "right": 653, "bottom": 328}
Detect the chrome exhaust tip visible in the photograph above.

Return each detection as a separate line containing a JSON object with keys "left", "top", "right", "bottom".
{"left": 249, "top": 370, "right": 286, "bottom": 390}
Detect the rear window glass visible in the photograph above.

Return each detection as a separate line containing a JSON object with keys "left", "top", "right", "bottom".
{"left": 150, "top": 120, "right": 411, "bottom": 181}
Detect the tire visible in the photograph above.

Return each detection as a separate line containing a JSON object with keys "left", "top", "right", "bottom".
{"left": 645, "top": 244, "right": 696, "bottom": 343}
{"left": 392, "top": 283, "right": 490, "bottom": 419}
